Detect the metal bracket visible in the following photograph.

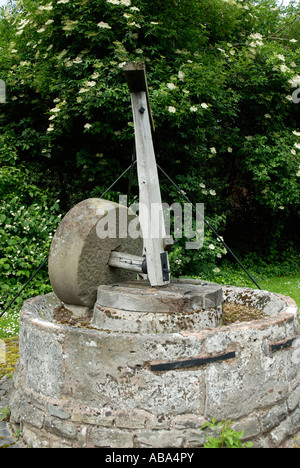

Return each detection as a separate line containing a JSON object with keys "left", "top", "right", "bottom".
{"left": 160, "top": 252, "right": 170, "bottom": 282}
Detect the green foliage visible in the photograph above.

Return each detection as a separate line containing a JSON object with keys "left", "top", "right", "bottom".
{"left": 0, "top": 406, "right": 11, "bottom": 422}
{"left": 201, "top": 417, "right": 253, "bottom": 449}
{"left": 0, "top": 0, "right": 299, "bottom": 304}
{"left": 0, "top": 135, "right": 61, "bottom": 337}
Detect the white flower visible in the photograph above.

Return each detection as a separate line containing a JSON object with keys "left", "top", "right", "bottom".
{"left": 62, "top": 20, "right": 78, "bottom": 31}
{"left": 290, "top": 39, "right": 297, "bottom": 43}
{"left": 280, "top": 65, "right": 289, "bottom": 73}
{"left": 167, "top": 106, "right": 176, "bottom": 113}
{"left": 57, "top": 0, "right": 69, "bottom": 3}
{"left": 107, "top": 0, "right": 120, "bottom": 4}
{"left": 38, "top": 3, "right": 53, "bottom": 11}
{"left": 79, "top": 88, "right": 89, "bottom": 94}
{"left": 250, "top": 33, "right": 263, "bottom": 41}
{"left": 73, "top": 57, "right": 83, "bottom": 64}
{"left": 291, "top": 149, "right": 296, "bottom": 155}
{"left": 288, "top": 75, "right": 300, "bottom": 88}
{"left": 98, "top": 21, "right": 112, "bottom": 29}
{"left": 227, "top": 147, "right": 233, "bottom": 153}
{"left": 86, "top": 81, "right": 96, "bottom": 87}
{"left": 265, "top": 114, "right": 271, "bottom": 119}
{"left": 290, "top": 62, "right": 297, "bottom": 68}
{"left": 293, "top": 131, "right": 300, "bottom": 137}
{"left": 210, "top": 190, "right": 216, "bottom": 196}
{"left": 208, "top": 244, "right": 215, "bottom": 250}
{"left": 18, "top": 18, "right": 30, "bottom": 28}
{"left": 45, "top": 20, "right": 54, "bottom": 25}
{"left": 277, "top": 54, "right": 285, "bottom": 61}
{"left": 167, "top": 83, "right": 176, "bottom": 90}
{"left": 297, "top": 170, "right": 300, "bottom": 177}
{"left": 129, "top": 21, "right": 141, "bottom": 28}
{"left": 84, "top": 123, "right": 92, "bottom": 129}
{"left": 201, "top": 103, "right": 209, "bottom": 109}
{"left": 50, "top": 106, "right": 61, "bottom": 113}
{"left": 199, "top": 183, "right": 206, "bottom": 188}
{"left": 47, "top": 124, "right": 55, "bottom": 132}
{"left": 130, "top": 6, "right": 140, "bottom": 11}
{"left": 213, "top": 268, "right": 220, "bottom": 273}
{"left": 294, "top": 143, "right": 300, "bottom": 149}
{"left": 178, "top": 70, "right": 185, "bottom": 81}
{"left": 190, "top": 106, "right": 198, "bottom": 112}
{"left": 210, "top": 147, "right": 217, "bottom": 154}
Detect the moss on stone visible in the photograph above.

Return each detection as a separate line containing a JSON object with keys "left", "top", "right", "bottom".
{"left": 0, "top": 337, "right": 19, "bottom": 380}
{"left": 222, "top": 302, "right": 267, "bottom": 325}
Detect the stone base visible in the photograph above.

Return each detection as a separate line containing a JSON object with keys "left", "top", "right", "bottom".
{"left": 93, "top": 279, "right": 223, "bottom": 333}
{"left": 9, "top": 281, "right": 300, "bottom": 448}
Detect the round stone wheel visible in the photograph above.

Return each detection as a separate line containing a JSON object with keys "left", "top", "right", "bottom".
{"left": 48, "top": 198, "right": 143, "bottom": 308}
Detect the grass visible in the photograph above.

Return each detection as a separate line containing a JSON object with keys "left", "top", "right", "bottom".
{"left": 259, "top": 275, "right": 300, "bottom": 308}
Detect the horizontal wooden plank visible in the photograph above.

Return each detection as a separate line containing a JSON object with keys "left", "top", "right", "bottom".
{"left": 108, "top": 251, "right": 147, "bottom": 274}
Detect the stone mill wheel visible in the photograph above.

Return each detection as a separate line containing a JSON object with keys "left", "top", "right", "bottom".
{"left": 48, "top": 198, "right": 143, "bottom": 308}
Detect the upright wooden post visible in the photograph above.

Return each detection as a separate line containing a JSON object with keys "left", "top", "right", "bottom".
{"left": 123, "top": 61, "right": 170, "bottom": 286}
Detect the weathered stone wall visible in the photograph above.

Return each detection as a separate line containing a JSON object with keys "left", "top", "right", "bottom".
{"left": 9, "top": 284, "right": 300, "bottom": 448}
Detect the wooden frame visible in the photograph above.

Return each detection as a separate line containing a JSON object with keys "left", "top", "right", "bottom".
{"left": 123, "top": 61, "right": 171, "bottom": 286}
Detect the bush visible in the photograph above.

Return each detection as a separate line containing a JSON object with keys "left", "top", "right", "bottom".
{"left": 0, "top": 134, "right": 61, "bottom": 337}
{"left": 0, "top": 0, "right": 299, "bottom": 288}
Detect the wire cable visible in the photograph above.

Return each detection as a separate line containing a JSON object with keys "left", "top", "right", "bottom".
{"left": 157, "top": 164, "right": 262, "bottom": 290}
{"left": 0, "top": 258, "right": 48, "bottom": 319}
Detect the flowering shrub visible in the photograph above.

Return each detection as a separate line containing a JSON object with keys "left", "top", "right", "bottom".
{"left": 0, "top": 0, "right": 299, "bottom": 314}
{"left": 0, "top": 134, "right": 61, "bottom": 337}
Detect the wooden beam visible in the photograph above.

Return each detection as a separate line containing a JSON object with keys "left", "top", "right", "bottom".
{"left": 123, "top": 61, "right": 147, "bottom": 93}
{"left": 124, "top": 61, "right": 170, "bottom": 286}
{"left": 108, "top": 251, "right": 147, "bottom": 274}
{"left": 123, "top": 61, "right": 155, "bottom": 133}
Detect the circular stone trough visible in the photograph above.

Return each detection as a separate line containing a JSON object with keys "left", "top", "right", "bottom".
{"left": 9, "top": 279, "right": 300, "bottom": 448}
